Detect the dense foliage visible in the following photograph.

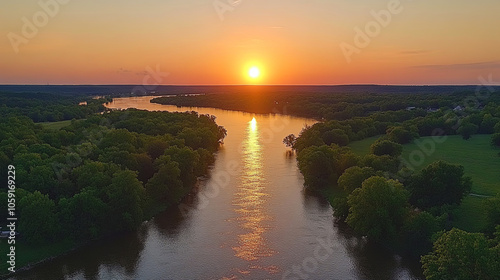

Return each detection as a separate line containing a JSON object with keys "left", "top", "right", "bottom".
{"left": 0, "top": 105, "right": 226, "bottom": 245}
{"left": 278, "top": 90, "right": 500, "bottom": 279}
{"left": 0, "top": 92, "right": 109, "bottom": 122}
{"left": 347, "top": 176, "right": 409, "bottom": 242}
{"left": 421, "top": 228, "right": 500, "bottom": 280}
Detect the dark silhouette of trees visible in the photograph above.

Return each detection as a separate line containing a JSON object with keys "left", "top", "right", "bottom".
{"left": 407, "top": 160, "right": 472, "bottom": 210}
{"left": 370, "top": 140, "right": 403, "bottom": 157}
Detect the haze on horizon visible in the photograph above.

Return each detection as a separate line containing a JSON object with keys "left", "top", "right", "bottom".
{"left": 1, "top": 0, "right": 500, "bottom": 85}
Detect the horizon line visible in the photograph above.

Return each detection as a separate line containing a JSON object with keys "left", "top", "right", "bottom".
{"left": 1, "top": 84, "right": 499, "bottom": 87}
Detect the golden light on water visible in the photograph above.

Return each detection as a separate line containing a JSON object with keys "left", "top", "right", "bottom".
{"left": 232, "top": 117, "right": 275, "bottom": 262}
{"left": 250, "top": 117, "right": 257, "bottom": 131}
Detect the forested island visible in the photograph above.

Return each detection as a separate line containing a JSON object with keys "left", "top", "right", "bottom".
{"left": 152, "top": 89, "right": 500, "bottom": 279}
{"left": 0, "top": 92, "right": 226, "bottom": 275}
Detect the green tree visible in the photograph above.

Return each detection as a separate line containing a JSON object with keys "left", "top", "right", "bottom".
{"left": 59, "top": 189, "right": 109, "bottom": 239}
{"left": 25, "top": 165, "right": 58, "bottom": 195}
{"left": 297, "top": 145, "right": 337, "bottom": 189}
{"left": 133, "top": 153, "right": 155, "bottom": 183}
{"left": 361, "top": 154, "right": 400, "bottom": 173}
{"left": 370, "top": 140, "right": 403, "bottom": 157}
{"left": 402, "top": 211, "right": 441, "bottom": 256}
{"left": 347, "top": 176, "right": 409, "bottom": 242}
{"left": 457, "top": 122, "right": 479, "bottom": 140}
{"left": 162, "top": 145, "right": 201, "bottom": 186}
{"left": 146, "top": 158, "right": 183, "bottom": 205}
{"left": 491, "top": 133, "right": 500, "bottom": 147}
{"left": 337, "top": 166, "right": 377, "bottom": 193}
{"left": 322, "top": 129, "right": 350, "bottom": 146}
{"left": 485, "top": 195, "right": 500, "bottom": 234}
{"left": 104, "top": 170, "right": 146, "bottom": 231}
{"left": 407, "top": 161, "right": 472, "bottom": 210}
{"left": 18, "top": 191, "right": 59, "bottom": 244}
{"left": 421, "top": 228, "right": 500, "bottom": 280}
{"left": 387, "top": 126, "right": 414, "bottom": 144}
{"left": 494, "top": 121, "right": 500, "bottom": 133}
{"left": 146, "top": 139, "right": 169, "bottom": 160}
{"left": 294, "top": 128, "right": 324, "bottom": 153}
{"left": 480, "top": 114, "right": 499, "bottom": 134}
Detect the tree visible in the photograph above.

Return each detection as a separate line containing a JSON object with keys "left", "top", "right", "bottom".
{"left": 457, "top": 122, "right": 478, "bottom": 140}
{"left": 293, "top": 128, "right": 324, "bottom": 153}
{"left": 387, "top": 126, "right": 414, "bottom": 144}
{"left": 480, "top": 114, "right": 499, "bottom": 134}
{"left": 370, "top": 140, "right": 403, "bottom": 157}
{"left": 133, "top": 153, "right": 155, "bottom": 183}
{"left": 361, "top": 154, "right": 400, "bottom": 173}
{"left": 491, "top": 133, "right": 500, "bottom": 147}
{"left": 347, "top": 176, "right": 409, "bottom": 242}
{"left": 297, "top": 145, "right": 337, "bottom": 189}
{"left": 402, "top": 211, "right": 441, "bottom": 256}
{"left": 337, "top": 166, "right": 377, "bottom": 193}
{"left": 407, "top": 161, "right": 472, "bottom": 210}
{"left": 25, "top": 165, "right": 58, "bottom": 196}
{"left": 283, "top": 134, "right": 297, "bottom": 149}
{"left": 104, "top": 170, "right": 146, "bottom": 231}
{"left": 322, "top": 129, "right": 349, "bottom": 146}
{"left": 495, "top": 121, "right": 500, "bottom": 133}
{"left": 146, "top": 157, "right": 183, "bottom": 205}
{"left": 485, "top": 195, "right": 500, "bottom": 234}
{"left": 18, "top": 191, "right": 59, "bottom": 244}
{"left": 162, "top": 145, "right": 201, "bottom": 186}
{"left": 421, "top": 228, "right": 500, "bottom": 280}
{"left": 59, "top": 189, "right": 109, "bottom": 239}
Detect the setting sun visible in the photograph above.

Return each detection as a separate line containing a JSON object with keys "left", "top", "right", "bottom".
{"left": 248, "top": 67, "right": 260, "bottom": 79}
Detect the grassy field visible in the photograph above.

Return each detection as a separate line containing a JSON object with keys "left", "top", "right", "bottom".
{"left": 40, "top": 120, "right": 73, "bottom": 130}
{"left": 348, "top": 134, "right": 500, "bottom": 232}
{"left": 0, "top": 239, "right": 76, "bottom": 277}
{"left": 348, "top": 135, "right": 383, "bottom": 156}
{"left": 400, "top": 134, "right": 500, "bottom": 196}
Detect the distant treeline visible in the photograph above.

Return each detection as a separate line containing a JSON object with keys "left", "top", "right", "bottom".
{"left": 151, "top": 90, "right": 500, "bottom": 121}
{"left": 0, "top": 92, "right": 111, "bottom": 122}
{"left": 1, "top": 84, "right": 498, "bottom": 96}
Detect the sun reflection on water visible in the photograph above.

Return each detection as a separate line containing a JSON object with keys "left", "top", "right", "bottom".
{"left": 232, "top": 117, "right": 275, "bottom": 263}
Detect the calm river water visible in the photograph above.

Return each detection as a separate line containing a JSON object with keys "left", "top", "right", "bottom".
{"left": 12, "top": 96, "right": 423, "bottom": 280}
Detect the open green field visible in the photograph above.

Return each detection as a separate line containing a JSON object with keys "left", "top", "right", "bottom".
{"left": 400, "top": 134, "right": 500, "bottom": 196}
{"left": 348, "top": 135, "right": 383, "bottom": 156}
{"left": 40, "top": 120, "right": 72, "bottom": 130}
{"left": 348, "top": 134, "right": 500, "bottom": 232}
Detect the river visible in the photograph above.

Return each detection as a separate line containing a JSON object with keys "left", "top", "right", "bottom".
{"left": 12, "top": 96, "right": 423, "bottom": 280}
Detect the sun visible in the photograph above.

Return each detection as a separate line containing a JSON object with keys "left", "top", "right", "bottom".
{"left": 248, "top": 67, "right": 260, "bottom": 79}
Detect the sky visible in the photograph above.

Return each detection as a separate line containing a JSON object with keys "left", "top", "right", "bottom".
{"left": 1, "top": 0, "right": 500, "bottom": 85}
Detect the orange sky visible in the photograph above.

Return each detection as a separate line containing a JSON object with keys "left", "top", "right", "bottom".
{"left": 1, "top": 0, "right": 500, "bottom": 85}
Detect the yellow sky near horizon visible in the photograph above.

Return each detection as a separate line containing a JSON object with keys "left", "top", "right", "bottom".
{"left": 1, "top": 0, "right": 500, "bottom": 85}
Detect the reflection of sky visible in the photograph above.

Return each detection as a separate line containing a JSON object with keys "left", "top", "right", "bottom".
{"left": 232, "top": 117, "right": 276, "bottom": 265}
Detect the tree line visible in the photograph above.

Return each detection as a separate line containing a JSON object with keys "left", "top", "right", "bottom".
{"left": 0, "top": 95, "right": 226, "bottom": 246}
{"left": 282, "top": 92, "right": 500, "bottom": 279}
